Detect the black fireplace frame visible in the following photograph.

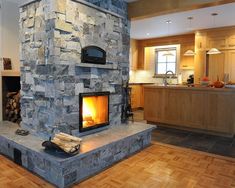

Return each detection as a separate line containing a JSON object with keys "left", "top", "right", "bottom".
{"left": 79, "top": 92, "right": 110, "bottom": 133}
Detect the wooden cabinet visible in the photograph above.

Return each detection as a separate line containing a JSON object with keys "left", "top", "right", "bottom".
{"left": 194, "top": 32, "right": 207, "bottom": 84}
{"left": 204, "top": 92, "right": 235, "bottom": 133}
{"left": 180, "top": 43, "right": 194, "bottom": 69}
{"left": 144, "top": 88, "right": 166, "bottom": 121}
{"left": 208, "top": 52, "right": 225, "bottom": 82}
{"left": 227, "top": 35, "right": 235, "bottom": 48}
{"left": 130, "top": 84, "right": 144, "bottom": 109}
{"left": 225, "top": 50, "right": 235, "bottom": 82}
{"left": 194, "top": 51, "right": 206, "bottom": 84}
{"left": 206, "top": 35, "right": 227, "bottom": 49}
{"left": 144, "top": 86, "right": 235, "bottom": 136}
{"left": 130, "top": 39, "right": 138, "bottom": 71}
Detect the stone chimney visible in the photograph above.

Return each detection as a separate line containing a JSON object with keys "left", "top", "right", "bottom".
{"left": 20, "top": 0, "right": 130, "bottom": 138}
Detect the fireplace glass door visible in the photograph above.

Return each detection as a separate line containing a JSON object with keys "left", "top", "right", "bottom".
{"left": 79, "top": 92, "right": 109, "bottom": 132}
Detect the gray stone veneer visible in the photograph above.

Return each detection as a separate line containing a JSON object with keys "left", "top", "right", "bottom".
{"left": 20, "top": 0, "right": 130, "bottom": 138}
{"left": 85, "top": 0, "right": 128, "bottom": 17}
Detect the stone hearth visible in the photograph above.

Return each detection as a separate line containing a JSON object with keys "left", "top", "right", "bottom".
{"left": 0, "top": 1, "right": 157, "bottom": 187}
{"left": 0, "top": 121, "right": 155, "bottom": 188}
{"left": 20, "top": 0, "right": 130, "bottom": 138}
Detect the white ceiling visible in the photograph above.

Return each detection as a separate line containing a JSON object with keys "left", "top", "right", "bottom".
{"left": 131, "top": 2, "right": 235, "bottom": 39}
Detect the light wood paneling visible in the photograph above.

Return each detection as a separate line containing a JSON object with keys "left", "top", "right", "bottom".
{"left": 128, "top": 0, "right": 235, "bottom": 20}
{"left": 136, "top": 34, "right": 195, "bottom": 70}
{"left": 144, "top": 86, "right": 235, "bottom": 136}
{"left": 194, "top": 26, "right": 235, "bottom": 83}
{"left": 144, "top": 88, "right": 166, "bottom": 121}
{"left": 208, "top": 52, "right": 225, "bottom": 82}
{"left": 180, "top": 42, "right": 195, "bottom": 69}
{"left": 130, "top": 39, "right": 138, "bottom": 71}
{"left": 205, "top": 92, "right": 235, "bottom": 133}
{"left": 225, "top": 50, "right": 235, "bottom": 81}
{"left": 130, "top": 84, "right": 144, "bottom": 109}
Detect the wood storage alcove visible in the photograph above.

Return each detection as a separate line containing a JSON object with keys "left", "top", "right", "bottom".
{"left": 2, "top": 75, "right": 21, "bottom": 124}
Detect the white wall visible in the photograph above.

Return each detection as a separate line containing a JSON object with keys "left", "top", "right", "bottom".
{"left": 0, "top": 0, "right": 21, "bottom": 121}
{"left": 1, "top": 0, "right": 21, "bottom": 70}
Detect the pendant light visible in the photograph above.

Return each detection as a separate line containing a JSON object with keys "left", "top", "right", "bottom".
{"left": 207, "top": 13, "right": 221, "bottom": 55}
{"left": 163, "top": 20, "right": 174, "bottom": 57}
{"left": 184, "top": 50, "right": 196, "bottom": 56}
{"left": 184, "top": 17, "right": 196, "bottom": 56}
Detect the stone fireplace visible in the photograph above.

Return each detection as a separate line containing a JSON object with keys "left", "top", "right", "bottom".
{"left": 20, "top": 0, "right": 130, "bottom": 138}
{"left": 79, "top": 91, "right": 109, "bottom": 133}
{"left": 0, "top": 1, "right": 154, "bottom": 187}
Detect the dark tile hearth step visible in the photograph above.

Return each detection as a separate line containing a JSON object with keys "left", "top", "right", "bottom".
{"left": 0, "top": 121, "right": 155, "bottom": 188}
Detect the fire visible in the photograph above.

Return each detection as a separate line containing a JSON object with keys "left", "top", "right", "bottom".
{"left": 82, "top": 96, "right": 108, "bottom": 128}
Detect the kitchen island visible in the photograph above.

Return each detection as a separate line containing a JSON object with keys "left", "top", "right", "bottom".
{"left": 144, "top": 85, "right": 235, "bottom": 137}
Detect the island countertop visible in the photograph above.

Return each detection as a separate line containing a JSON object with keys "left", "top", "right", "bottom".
{"left": 144, "top": 84, "right": 235, "bottom": 92}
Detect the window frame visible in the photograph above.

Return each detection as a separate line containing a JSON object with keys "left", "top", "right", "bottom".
{"left": 154, "top": 47, "right": 178, "bottom": 78}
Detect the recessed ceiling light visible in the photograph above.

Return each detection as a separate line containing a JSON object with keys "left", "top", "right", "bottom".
{"left": 166, "top": 20, "right": 172, "bottom": 24}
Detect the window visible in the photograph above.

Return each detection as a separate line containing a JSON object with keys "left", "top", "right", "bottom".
{"left": 155, "top": 48, "right": 177, "bottom": 76}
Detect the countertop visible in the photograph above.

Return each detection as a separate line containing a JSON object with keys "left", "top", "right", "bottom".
{"left": 129, "top": 83, "right": 155, "bottom": 85}
{"left": 144, "top": 84, "right": 235, "bottom": 92}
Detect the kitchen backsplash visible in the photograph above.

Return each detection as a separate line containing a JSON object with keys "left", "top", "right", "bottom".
{"left": 129, "top": 69, "right": 194, "bottom": 84}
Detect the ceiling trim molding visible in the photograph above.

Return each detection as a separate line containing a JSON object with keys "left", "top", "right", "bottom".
{"left": 128, "top": 0, "right": 235, "bottom": 20}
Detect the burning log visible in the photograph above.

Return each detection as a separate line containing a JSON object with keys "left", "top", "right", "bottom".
{"left": 5, "top": 91, "right": 21, "bottom": 124}
{"left": 51, "top": 133, "right": 82, "bottom": 154}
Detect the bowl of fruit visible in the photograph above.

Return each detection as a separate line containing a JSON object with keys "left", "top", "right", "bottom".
{"left": 213, "top": 76, "right": 224, "bottom": 88}
{"left": 200, "top": 77, "right": 210, "bottom": 86}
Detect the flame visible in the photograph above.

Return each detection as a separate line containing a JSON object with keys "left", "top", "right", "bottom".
{"left": 82, "top": 96, "right": 108, "bottom": 128}
{"left": 83, "top": 97, "right": 96, "bottom": 125}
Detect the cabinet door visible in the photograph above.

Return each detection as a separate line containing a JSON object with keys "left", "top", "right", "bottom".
{"left": 182, "top": 91, "right": 205, "bottom": 129}
{"left": 225, "top": 50, "right": 235, "bottom": 82}
{"left": 204, "top": 92, "right": 235, "bottom": 134}
{"left": 140, "top": 86, "right": 144, "bottom": 108}
{"left": 130, "top": 39, "right": 138, "bottom": 71}
{"left": 227, "top": 35, "right": 235, "bottom": 48}
{"left": 130, "top": 85, "right": 141, "bottom": 109}
{"left": 144, "top": 88, "right": 166, "bottom": 122}
{"left": 206, "top": 36, "right": 227, "bottom": 49}
{"left": 208, "top": 52, "right": 225, "bottom": 82}
{"left": 164, "top": 89, "right": 204, "bottom": 129}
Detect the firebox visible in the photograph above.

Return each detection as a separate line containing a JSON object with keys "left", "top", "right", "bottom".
{"left": 79, "top": 92, "right": 110, "bottom": 133}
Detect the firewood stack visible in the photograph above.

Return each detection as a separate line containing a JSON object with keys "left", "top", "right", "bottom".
{"left": 5, "top": 91, "right": 21, "bottom": 124}
{"left": 51, "top": 133, "right": 82, "bottom": 154}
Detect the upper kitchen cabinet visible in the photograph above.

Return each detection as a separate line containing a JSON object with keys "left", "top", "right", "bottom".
{"left": 130, "top": 39, "right": 145, "bottom": 70}
{"left": 206, "top": 34, "right": 227, "bottom": 49}
{"left": 225, "top": 50, "right": 235, "bottom": 81}
{"left": 205, "top": 27, "right": 235, "bottom": 50}
{"left": 194, "top": 26, "right": 235, "bottom": 83}
{"left": 227, "top": 35, "right": 235, "bottom": 48}
{"left": 208, "top": 52, "right": 225, "bottom": 81}
{"left": 130, "top": 39, "right": 138, "bottom": 70}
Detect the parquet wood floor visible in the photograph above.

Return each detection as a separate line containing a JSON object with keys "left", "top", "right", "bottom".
{"left": 1, "top": 143, "right": 235, "bottom": 188}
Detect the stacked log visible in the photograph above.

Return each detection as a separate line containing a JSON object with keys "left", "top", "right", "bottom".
{"left": 51, "top": 133, "right": 82, "bottom": 154}
{"left": 5, "top": 91, "right": 21, "bottom": 124}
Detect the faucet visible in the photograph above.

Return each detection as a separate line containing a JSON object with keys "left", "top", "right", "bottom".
{"left": 163, "top": 70, "right": 174, "bottom": 86}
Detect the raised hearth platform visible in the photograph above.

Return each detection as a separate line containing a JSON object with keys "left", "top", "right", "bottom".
{"left": 0, "top": 122, "right": 155, "bottom": 188}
